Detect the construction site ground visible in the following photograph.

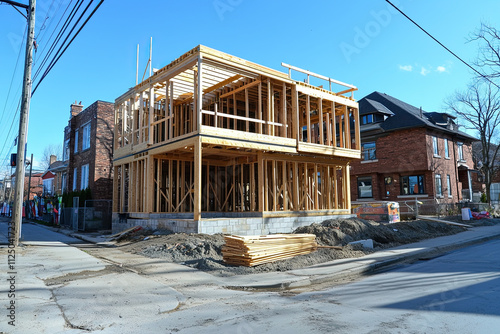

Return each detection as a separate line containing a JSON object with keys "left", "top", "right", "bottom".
{"left": 107, "top": 217, "right": 499, "bottom": 277}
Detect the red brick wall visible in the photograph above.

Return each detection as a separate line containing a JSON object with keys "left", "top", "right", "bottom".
{"left": 66, "top": 101, "right": 114, "bottom": 201}
{"left": 351, "top": 127, "right": 474, "bottom": 203}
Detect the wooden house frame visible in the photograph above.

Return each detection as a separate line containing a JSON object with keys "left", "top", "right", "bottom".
{"left": 112, "top": 45, "right": 361, "bottom": 235}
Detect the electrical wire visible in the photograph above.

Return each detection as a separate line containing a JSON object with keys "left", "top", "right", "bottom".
{"left": 32, "top": 0, "right": 104, "bottom": 95}
{"left": 385, "top": 0, "right": 500, "bottom": 90}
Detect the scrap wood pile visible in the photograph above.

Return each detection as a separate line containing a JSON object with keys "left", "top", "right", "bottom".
{"left": 222, "top": 234, "right": 318, "bottom": 267}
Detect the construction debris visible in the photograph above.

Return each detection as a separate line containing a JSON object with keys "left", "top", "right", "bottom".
{"left": 109, "top": 226, "right": 143, "bottom": 241}
{"left": 222, "top": 234, "right": 317, "bottom": 267}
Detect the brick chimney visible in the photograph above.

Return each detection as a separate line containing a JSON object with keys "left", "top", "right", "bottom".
{"left": 49, "top": 154, "right": 57, "bottom": 165}
{"left": 70, "top": 100, "right": 83, "bottom": 118}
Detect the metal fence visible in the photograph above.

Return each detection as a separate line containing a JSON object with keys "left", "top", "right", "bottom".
{"left": 60, "top": 200, "right": 112, "bottom": 232}
{"left": 397, "top": 198, "right": 490, "bottom": 219}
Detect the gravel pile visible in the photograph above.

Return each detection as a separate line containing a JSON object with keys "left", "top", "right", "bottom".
{"left": 116, "top": 217, "right": 485, "bottom": 276}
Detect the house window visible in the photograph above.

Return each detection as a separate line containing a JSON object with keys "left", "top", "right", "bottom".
{"left": 74, "top": 129, "right": 79, "bottom": 153}
{"left": 432, "top": 136, "right": 439, "bottom": 156}
{"left": 435, "top": 174, "right": 443, "bottom": 197}
{"left": 73, "top": 168, "right": 77, "bottom": 191}
{"left": 458, "top": 142, "right": 464, "bottom": 161}
{"left": 82, "top": 122, "right": 91, "bottom": 150}
{"left": 81, "top": 164, "right": 89, "bottom": 190}
{"left": 43, "top": 178, "right": 53, "bottom": 195}
{"left": 361, "top": 114, "right": 374, "bottom": 125}
{"left": 61, "top": 174, "right": 67, "bottom": 194}
{"left": 447, "top": 175, "right": 452, "bottom": 198}
{"left": 63, "top": 139, "right": 70, "bottom": 161}
{"left": 401, "top": 175, "right": 424, "bottom": 195}
{"left": 362, "top": 142, "right": 376, "bottom": 161}
{"left": 444, "top": 139, "right": 449, "bottom": 158}
{"left": 357, "top": 177, "right": 373, "bottom": 198}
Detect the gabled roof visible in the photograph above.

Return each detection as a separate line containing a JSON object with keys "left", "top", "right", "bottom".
{"left": 360, "top": 98, "right": 394, "bottom": 116}
{"left": 359, "top": 91, "right": 477, "bottom": 141}
{"left": 48, "top": 160, "right": 68, "bottom": 173}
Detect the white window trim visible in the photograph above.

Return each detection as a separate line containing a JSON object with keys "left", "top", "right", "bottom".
{"left": 435, "top": 174, "right": 443, "bottom": 198}
{"left": 447, "top": 175, "right": 453, "bottom": 198}
{"left": 81, "top": 164, "right": 89, "bottom": 190}
{"left": 74, "top": 129, "right": 79, "bottom": 153}
{"left": 73, "top": 168, "right": 77, "bottom": 191}
{"left": 82, "top": 122, "right": 91, "bottom": 151}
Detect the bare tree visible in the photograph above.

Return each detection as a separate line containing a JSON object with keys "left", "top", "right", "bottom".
{"left": 40, "top": 144, "right": 62, "bottom": 171}
{"left": 447, "top": 80, "right": 500, "bottom": 203}
{"left": 470, "top": 23, "right": 500, "bottom": 82}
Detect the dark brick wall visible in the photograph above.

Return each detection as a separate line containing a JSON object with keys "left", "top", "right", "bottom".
{"left": 350, "top": 127, "right": 474, "bottom": 202}
{"left": 66, "top": 101, "right": 114, "bottom": 201}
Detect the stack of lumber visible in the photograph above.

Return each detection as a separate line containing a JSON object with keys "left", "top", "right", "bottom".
{"left": 222, "top": 234, "right": 317, "bottom": 267}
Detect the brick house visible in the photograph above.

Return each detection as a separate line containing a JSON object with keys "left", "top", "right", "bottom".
{"left": 41, "top": 155, "right": 68, "bottom": 195}
{"left": 350, "top": 91, "right": 479, "bottom": 203}
{"left": 63, "top": 100, "right": 114, "bottom": 201}
{"left": 11, "top": 171, "right": 43, "bottom": 200}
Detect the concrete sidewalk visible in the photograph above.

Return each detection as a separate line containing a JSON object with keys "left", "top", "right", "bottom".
{"left": 42, "top": 220, "right": 500, "bottom": 290}
{"left": 0, "top": 220, "right": 185, "bottom": 334}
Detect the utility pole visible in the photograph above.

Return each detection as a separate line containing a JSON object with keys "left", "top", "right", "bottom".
{"left": 8, "top": 0, "right": 36, "bottom": 246}
{"left": 26, "top": 153, "right": 33, "bottom": 219}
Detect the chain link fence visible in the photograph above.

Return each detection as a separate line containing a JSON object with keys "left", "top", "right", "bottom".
{"left": 60, "top": 199, "right": 112, "bottom": 232}
{"left": 397, "top": 198, "right": 491, "bottom": 220}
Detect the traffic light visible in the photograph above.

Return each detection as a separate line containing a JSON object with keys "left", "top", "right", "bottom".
{"left": 10, "top": 154, "right": 16, "bottom": 167}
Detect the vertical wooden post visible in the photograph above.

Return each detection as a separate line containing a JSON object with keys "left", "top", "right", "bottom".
{"left": 304, "top": 163, "right": 309, "bottom": 210}
{"left": 293, "top": 162, "right": 299, "bottom": 210}
{"left": 245, "top": 88, "right": 249, "bottom": 132}
{"left": 168, "top": 160, "right": 173, "bottom": 212}
{"left": 291, "top": 85, "right": 299, "bottom": 143}
{"left": 214, "top": 102, "right": 218, "bottom": 128}
{"left": 282, "top": 161, "right": 287, "bottom": 211}
{"left": 282, "top": 82, "right": 287, "bottom": 138}
{"left": 194, "top": 139, "right": 202, "bottom": 220}
{"left": 306, "top": 95, "right": 311, "bottom": 143}
{"left": 319, "top": 98, "right": 324, "bottom": 145}
{"left": 344, "top": 105, "right": 350, "bottom": 149}
{"left": 327, "top": 166, "right": 331, "bottom": 209}
{"left": 146, "top": 156, "right": 155, "bottom": 212}
{"left": 258, "top": 81, "right": 263, "bottom": 134}
{"left": 197, "top": 56, "right": 203, "bottom": 132}
{"left": 250, "top": 162, "right": 255, "bottom": 211}
{"left": 113, "top": 166, "right": 119, "bottom": 212}
{"left": 240, "top": 164, "right": 244, "bottom": 212}
{"left": 264, "top": 159, "right": 269, "bottom": 211}
{"left": 354, "top": 107, "right": 360, "bottom": 150}
{"left": 258, "top": 153, "right": 264, "bottom": 212}
{"left": 345, "top": 164, "right": 351, "bottom": 210}
{"left": 272, "top": 160, "right": 277, "bottom": 211}
{"left": 139, "top": 92, "right": 144, "bottom": 143}
{"left": 332, "top": 101, "right": 336, "bottom": 147}
{"left": 267, "top": 78, "right": 272, "bottom": 135}
{"left": 118, "top": 166, "right": 125, "bottom": 212}
{"left": 314, "top": 163, "right": 319, "bottom": 210}
{"left": 207, "top": 163, "right": 210, "bottom": 212}
{"left": 233, "top": 93, "right": 237, "bottom": 130}
{"left": 149, "top": 87, "right": 154, "bottom": 145}
{"left": 156, "top": 158, "right": 160, "bottom": 212}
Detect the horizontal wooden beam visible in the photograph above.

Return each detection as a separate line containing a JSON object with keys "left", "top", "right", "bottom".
{"left": 219, "top": 79, "right": 261, "bottom": 99}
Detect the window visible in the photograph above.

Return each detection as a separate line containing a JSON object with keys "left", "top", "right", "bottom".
{"left": 458, "top": 142, "right": 464, "bottom": 161}
{"left": 81, "top": 164, "right": 89, "bottom": 190}
{"left": 63, "top": 139, "right": 70, "bottom": 161}
{"left": 401, "top": 175, "right": 425, "bottom": 195}
{"left": 61, "top": 174, "right": 67, "bottom": 194}
{"left": 43, "top": 179, "right": 53, "bottom": 195}
{"left": 362, "top": 142, "right": 376, "bottom": 161}
{"left": 74, "top": 129, "right": 79, "bottom": 153}
{"left": 361, "top": 114, "right": 374, "bottom": 125}
{"left": 357, "top": 177, "right": 373, "bottom": 198}
{"left": 447, "top": 175, "right": 452, "bottom": 198}
{"left": 435, "top": 174, "right": 443, "bottom": 197}
{"left": 432, "top": 136, "right": 439, "bottom": 156}
{"left": 82, "top": 122, "right": 91, "bottom": 150}
{"left": 444, "top": 138, "right": 449, "bottom": 158}
{"left": 73, "top": 168, "right": 77, "bottom": 191}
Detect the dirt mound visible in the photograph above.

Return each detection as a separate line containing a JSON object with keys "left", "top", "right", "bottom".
{"left": 116, "top": 217, "right": 490, "bottom": 276}
{"left": 295, "top": 218, "right": 465, "bottom": 248}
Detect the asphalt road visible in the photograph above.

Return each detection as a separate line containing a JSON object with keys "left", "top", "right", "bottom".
{"left": 1, "top": 220, "right": 499, "bottom": 333}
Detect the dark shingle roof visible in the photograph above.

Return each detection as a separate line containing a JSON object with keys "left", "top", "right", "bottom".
{"left": 359, "top": 91, "right": 476, "bottom": 141}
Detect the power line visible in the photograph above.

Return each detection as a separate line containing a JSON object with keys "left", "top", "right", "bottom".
{"left": 32, "top": 0, "right": 104, "bottom": 95}
{"left": 385, "top": 0, "right": 500, "bottom": 90}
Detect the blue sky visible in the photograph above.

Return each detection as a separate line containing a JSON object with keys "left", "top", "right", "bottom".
{"left": 1, "top": 0, "right": 499, "bottom": 173}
